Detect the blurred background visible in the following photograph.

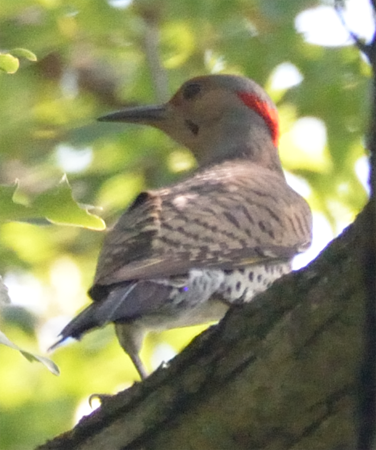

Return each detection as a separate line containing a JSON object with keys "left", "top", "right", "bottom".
{"left": 0, "top": 0, "right": 373, "bottom": 448}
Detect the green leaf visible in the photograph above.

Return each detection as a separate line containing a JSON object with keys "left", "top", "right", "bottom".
{"left": 0, "top": 182, "right": 30, "bottom": 221}
{"left": 10, "top": 47, "right": 37, "bottom": 62}
{"left": 0, "top": 179, "right": 105, "bottom": 230}
{"left": 32, "top": 175, "right": 106, "bottom": 230}
{"left": 0, "top": 330, "right": 60, "bottom": 375}
{"left": 0, "top": 53, "right": 19, "bottom": 73}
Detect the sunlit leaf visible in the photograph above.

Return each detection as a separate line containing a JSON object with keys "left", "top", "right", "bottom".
{"left": 0, "top": 53, "right": 19, "bottom": 73}
{"left": 0, "top": 180, "right": 105, "bottom": 230}
{"left": 32, "top": 176, "right": 106, "bottom": 230}
{"left": 0, "top": 330, "right": 60, "bottom": 375}
{"left": 10, "top": 47, "right": 37, "bottom": 62}
{"left": 0, "top": 183, "right": 30, "bottom": 221}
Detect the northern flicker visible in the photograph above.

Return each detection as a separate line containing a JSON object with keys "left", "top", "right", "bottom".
{"left": 52, "top": 75, "right": 312, "bottom": 379}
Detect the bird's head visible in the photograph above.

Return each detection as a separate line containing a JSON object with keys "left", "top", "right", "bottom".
{"left": 99, "top": 75, "right": 281, "bottom": 170}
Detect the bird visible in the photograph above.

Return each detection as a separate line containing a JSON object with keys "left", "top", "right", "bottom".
{"left": 51, "top": 74, "right": 312, "bottom": 380}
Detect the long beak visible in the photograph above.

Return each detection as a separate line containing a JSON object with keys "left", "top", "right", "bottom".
{"left": 98, "top": 104, "right": 168, "bottom": 124}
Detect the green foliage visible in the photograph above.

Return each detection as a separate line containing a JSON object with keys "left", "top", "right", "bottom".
{"left": 0, "top": 0, "right": 370, "bottom": 448}
{"left": 0, "top": 47, "right": 36, "bottom": 73}
{"left": 0, "top": 53, "right": 19, "bottom": 73}
{"left": 0, "top": 178, "right": 105, "bottom": 228}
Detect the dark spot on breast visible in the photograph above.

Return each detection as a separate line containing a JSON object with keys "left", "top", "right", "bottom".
{"left": 236, "top": 281, "right": 241, "bottom": 291}
{"left": 248, "top": 272, "right": 254, "bottom": 282}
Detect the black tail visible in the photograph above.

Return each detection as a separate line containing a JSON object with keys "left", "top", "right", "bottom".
{"left": 48, "top": 302, "right": 101, "bottom": 351}
{"left": 49, "top": 280, "right": 172, "bottom": 351}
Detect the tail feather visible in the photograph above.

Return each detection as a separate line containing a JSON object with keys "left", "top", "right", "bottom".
{"left": 50, "top": 280, "right": 173, "bottom": 351}
{"left": 48, "top": 302, "right": 100, "bottom": 352}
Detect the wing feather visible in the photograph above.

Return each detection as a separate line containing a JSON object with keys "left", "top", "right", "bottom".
{"left": 94, "top": 162, "right": 312, "bottom": 286}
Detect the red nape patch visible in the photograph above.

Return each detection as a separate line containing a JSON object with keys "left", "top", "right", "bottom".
{"left": 237, "top": 91, "right": 279, "bottom": 146}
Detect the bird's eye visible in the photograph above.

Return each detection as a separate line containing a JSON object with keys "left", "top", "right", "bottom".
{"left": 182, "top": 83, "right": 201, "bottom": 100}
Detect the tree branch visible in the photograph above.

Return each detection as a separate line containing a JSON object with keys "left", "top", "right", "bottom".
{"left": 137, "top": 4, "right": 169, "bottom": 103}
